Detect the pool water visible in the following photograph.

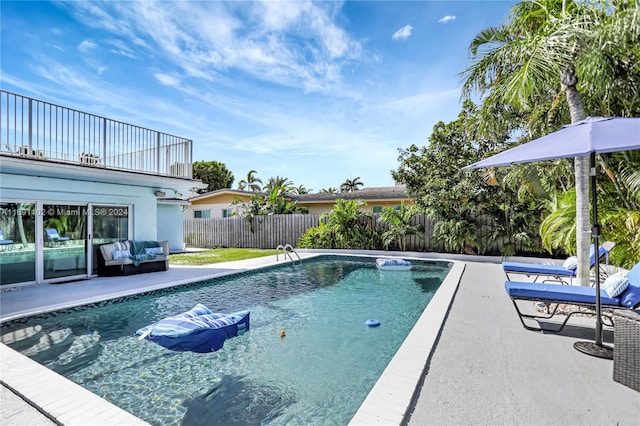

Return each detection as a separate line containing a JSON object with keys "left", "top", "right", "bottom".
{"left": 1, "top": 256, "right": 451, "bottom": 425}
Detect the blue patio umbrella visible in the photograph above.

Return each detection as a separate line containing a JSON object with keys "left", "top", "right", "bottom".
{"left": 465, "top": 116, "right": 640, "bottom": 359}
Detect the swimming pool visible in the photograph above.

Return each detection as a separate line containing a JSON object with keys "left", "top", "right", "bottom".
{"left": 1, "top": 256, "right": 452, "bottom": 425}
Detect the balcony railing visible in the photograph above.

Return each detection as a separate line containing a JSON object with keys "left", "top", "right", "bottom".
{"left": 0, "top": 90, "right": 192, "bottom": 179}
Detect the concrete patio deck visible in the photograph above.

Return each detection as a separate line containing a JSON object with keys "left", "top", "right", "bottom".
{"left": 1, "top": 252, "right": 638, "bottom": 425}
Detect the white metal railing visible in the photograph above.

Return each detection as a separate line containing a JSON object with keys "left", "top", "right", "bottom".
{"left": 0, "top": 90, "right": 192, "bottom": 178}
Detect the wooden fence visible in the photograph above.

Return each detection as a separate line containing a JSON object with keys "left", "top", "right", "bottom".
{"left": 183, "top": 213, "right": 507, "bottom": 252}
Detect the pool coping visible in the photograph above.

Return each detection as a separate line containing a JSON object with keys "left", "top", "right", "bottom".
{"left": 348, "top": 259, "right": 465, "bottom": 425}
{"left": 1, "top": 252, "right": 464, "bottom": 425}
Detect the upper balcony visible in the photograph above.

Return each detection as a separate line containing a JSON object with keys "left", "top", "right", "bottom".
{"left": 0, "top": 90, "right": 192, "bottom": 179}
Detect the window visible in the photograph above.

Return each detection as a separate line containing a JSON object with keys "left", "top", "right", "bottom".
{"left": 222, "top": 209, "right": 233, "bottom": 218}
{"left": 372, "top": 206, "right": 383, "bottom": 213}
{"left": 194, "top": 210, "right": 210, "bottom": 219}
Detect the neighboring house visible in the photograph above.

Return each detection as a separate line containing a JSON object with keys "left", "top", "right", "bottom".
{"left": 291, "top": 185, "right": 413, "bottom": 215}
{"left": 185, "top": 189, "right": 255, "bottom": 219}
{"left": 0, "top": 91, "right": 205, "bottom": 286}
{"left": 184, "top": 185, "right": 413, "bottom": 220}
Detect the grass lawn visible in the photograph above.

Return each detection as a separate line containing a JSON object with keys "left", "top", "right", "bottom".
{"left": 169, "top": 248, "right": 274, "bottom": 265}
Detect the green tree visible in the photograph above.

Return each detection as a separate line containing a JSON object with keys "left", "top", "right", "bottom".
{"left": 391, "top": 101, "right": 538, "bottom": 254}
{"left": 237, "top": 170, "right": 263, "bottom": 192}
{"left": 293, "top": 185, "right": 311, "bottom": 194}
{"left": 340, "top": 177, "right": 364, "bottom": 192}
{"left": 461, "top": 0, "right": 640, "bottom": 284}
{"left": 264, "top": 176, "right": 293, "bottom": 194}
{"left": 262, "top": 183, "right": 299, "bottom": 215}
{"left": 192, "top": 161, "right": 234, "bottom": 193}
{"left": 320, "top": 187, "right": 338, "bottom": 194}
{"left": 378, "top": 203, "right": 424, "bottom": 251}
{"left": 231, "top": 193, "right": 265, "bottom": 233}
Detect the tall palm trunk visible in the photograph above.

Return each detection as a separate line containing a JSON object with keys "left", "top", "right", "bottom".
{"left": 562, "top": 67, "right": 591, "bottom": 287}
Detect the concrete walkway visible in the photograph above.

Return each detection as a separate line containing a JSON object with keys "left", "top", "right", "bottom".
{"left": 1, "top": 253, "right": 638, "bottom": 425}
{"left": 406, "top": 261, "right": 639, "bottom": 425}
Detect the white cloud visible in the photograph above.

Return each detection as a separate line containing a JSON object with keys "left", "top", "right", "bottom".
{"left": 439, "top": 15, "right": 456, "bottom": 24}
{"left": 392, "top": 25, "right": 413, "bottom": 41}
{"left": 63, "top": 1, "right": 366, "bottom": 94}
{"left": 154, "top": 73, "right": 181, "bottom": 88}
{"left": 78, "top": 39, "right": 97, "bottom": 51}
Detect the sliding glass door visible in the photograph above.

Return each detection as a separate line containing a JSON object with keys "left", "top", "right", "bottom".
{"left": 43, "top": 204, "right": 87, "bottom": 281}
{"left": 0, "top": 202, "right": 36, "bottom": 285}
{"left": 90, "top": 205, "right": 130, "bottom": 274}
{"left": 0, "top": 201, "right": 132, "bottom": 284}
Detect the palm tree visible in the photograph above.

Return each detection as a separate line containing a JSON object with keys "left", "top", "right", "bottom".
{"left": 340, "top": 177, "right": 364, "bottom": 192}
{"left": 378, "top": 203, "right": 424, "bottom": 251}
{"left": 237, "top": 170, "right": 262, "bottom": 192}
{"left": 320, "top": 187, "right": 338, "bottom": 194}
{"left": 320, "top": 199, "right": 368, "bottom": 249}
{"left": 461, "top": 0, "right": 638, "bottom": 285}
{"left": 263, "top": 176, "right": 293, "bottom": 193}
{"left": 292, "top": 185, "right": 311, "bottom": 195}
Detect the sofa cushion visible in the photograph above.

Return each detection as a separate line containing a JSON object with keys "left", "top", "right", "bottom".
{"left": 112, "top": 249, "right": 132, "bottom": 260}
{"left": 100, "top": 241, "right": 130, "bottom": 261}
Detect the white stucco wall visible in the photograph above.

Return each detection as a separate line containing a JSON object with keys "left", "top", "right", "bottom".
{"left": 157, "top": 203, "right": 185, "bottom": 252}
{"left": 0, "top": 173, "right": 158, "bottom": 241}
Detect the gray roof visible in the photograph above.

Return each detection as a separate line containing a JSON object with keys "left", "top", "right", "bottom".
{"left": 291, "top": 185, "right": 409, "bottom": 202}
{"left": 188, "top": 188, "right": 256, "bottom": 201}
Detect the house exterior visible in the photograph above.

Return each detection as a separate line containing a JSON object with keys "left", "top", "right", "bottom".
{"left": 291, "top": 185, "right": 413, "bottom": 215}
{"left": 183, "top": 185, "right": 413, "bottom": 220}
{"left": 0, "top": 91, "right": 205, "bottom": 286}
{"left": 185, "top": 189, "right": 254, "bottom": 219}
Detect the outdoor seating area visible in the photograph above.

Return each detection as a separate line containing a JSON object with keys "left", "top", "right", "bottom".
{"left": 97, "top": 240, "right": 169, "bottom": 276}
{"left": 504, "top": 262, "right": 640, "bottom": 333}
{"left": 502, "top": 243, "right": 614, "bottom": 285}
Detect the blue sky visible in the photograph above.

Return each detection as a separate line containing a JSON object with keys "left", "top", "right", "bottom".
{"left": 1, "top": 1, "right": 515, "bottom": 192}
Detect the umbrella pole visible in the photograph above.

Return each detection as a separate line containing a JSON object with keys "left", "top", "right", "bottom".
{"left": 574, "top": 152, "right": 613, "bottom": 359}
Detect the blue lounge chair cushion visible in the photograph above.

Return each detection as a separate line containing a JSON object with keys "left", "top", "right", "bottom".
{"left": 502, "top": 262, "right": 576, "bottom": 277}
{"left": 506, "top": 262, "right": 640, "bottom": 309}
{"left": 0, "top": 230, "right": 13, "bottom": 245}
{"left": 503, "top": 245, "right": 610, "bottom": 277}
{"left": 618, "top": 262, "right": 640, "bottom": 308}
{"left": 45, "top": 228, "right": 70, "bottom": 241}
{"left": 505, "top": 281, "right": 621, "bottom": 306}
{"left": 602, "top": 273, "right": 629, "bottom": 297}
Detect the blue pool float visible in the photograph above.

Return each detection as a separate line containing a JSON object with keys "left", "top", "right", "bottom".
{"left": 136, "top": 303, "right": 250, "bottom": 353}
{"left": 365, "top": 319, "right": 381, "bottom": 327}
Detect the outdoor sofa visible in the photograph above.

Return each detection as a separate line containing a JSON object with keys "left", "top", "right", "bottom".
{"left": 98, "top": 240, "right": 169, "bottom": 276}
{"left": 504, "top": 261, "right": 640, "bottom": 333}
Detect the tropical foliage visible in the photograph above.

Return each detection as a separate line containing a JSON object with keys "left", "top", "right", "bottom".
{"left": 457, "top": 0, "right": 640, "bottom": 268}
{"left": 237, "top": 170, "right": 263, "bottom": 192}
{"left": 231, "top": 176, "right": 306, "bottom": 232}
{"left": 378, "top": 202, "right": 423, "bottom": 251}
{"left": 340, "top": 177, "right": 364, "bottom": 192}
{"left": 297, "top": 199, "right": 382, "bottom": 250}
{"left": 392, "top": 101, "right": 544, "bottom": 256}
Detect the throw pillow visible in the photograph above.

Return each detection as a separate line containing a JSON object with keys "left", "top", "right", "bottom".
{"left": 145, "top": 247, "right": 163, "bottom": 255}
{"left": 562, "top": 256, "right": 578, "bottom": 270}
{"left": 602, "top": 272, "right": 629, "bottom": 298}
{"left": 112, "top": 249, "right": 132, "bottom": 260}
